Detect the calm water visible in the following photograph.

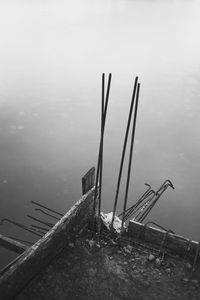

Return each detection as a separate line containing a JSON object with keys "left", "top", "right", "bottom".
{"left": 0, "top": 0, "right": 200, "bottom": 268}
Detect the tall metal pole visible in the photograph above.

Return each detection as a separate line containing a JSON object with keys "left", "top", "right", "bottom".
{"left": 93, "top": 73, "right": 112, "bottom": 222}
{"left": 111, "top": 77, "right": 138, "bottom": 228}
{"left": 98, "top": 73, "right": 105, "bottom": 213}
{"left": 97, "top": 73, "right": 105, "bottom": 234}
{"left": 120, "top": 83, "right": 140, "bottom": 234}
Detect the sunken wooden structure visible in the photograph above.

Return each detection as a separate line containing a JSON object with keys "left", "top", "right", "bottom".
{"left": 0, "top": 167, "right": 96, "bottom": 300}
{"left": 0, "top": 235, "right": 28, "bottom": 255}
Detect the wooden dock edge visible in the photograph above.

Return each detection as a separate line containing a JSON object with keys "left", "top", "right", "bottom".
{"left": 0, "top": 186, "right": 96, "bottom": 300}
{"left": 128, "top": 220, "right": 199, "bottom": 261}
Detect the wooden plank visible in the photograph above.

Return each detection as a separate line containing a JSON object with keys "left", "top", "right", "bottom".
{"left": 128, "top": 220, "right": 199, "bottom": 260}
{"left": 82, "top": 167, "right": 95, "bottom": 195}
{"left": 0, "top": 185, "right": 96, "bottom": 300}
{"left": 0, "top": 234, "right": 28, "bottom": 254}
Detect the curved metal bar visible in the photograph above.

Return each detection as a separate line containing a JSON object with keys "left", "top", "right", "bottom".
{"left": 156, "top": 180, "right": 175, "bottom": 194}
{"left": 139, "top": 183, "right": 152, "bottom": 202}
{"left": 165, "top": 179, "right": 175, "bottom": 189}
{"left": 137, "top": 181, "right": 175, "bottom": 223}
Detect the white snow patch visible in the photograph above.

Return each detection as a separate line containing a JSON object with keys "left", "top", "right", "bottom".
{"left": 100, "top": 212, "right": 126, "bottom": 233}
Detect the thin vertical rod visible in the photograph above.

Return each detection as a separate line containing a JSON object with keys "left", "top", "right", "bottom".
{"left": 94, "top": 74, "right": 111, "bottom": 200}
{"left": 120, "top": 83, "right": 140, "bottom": 233}
{"left": 98, "top": 73, "right": 105, "bottom": 222}
{"left": 93, "top": 73, "right": 112, "bottom": 218}
{"left": 111, "top": 76, "right": 138, "bottom": 228}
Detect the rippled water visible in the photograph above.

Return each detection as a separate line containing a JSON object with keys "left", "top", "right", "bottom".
{"left": 0, "top": 0, "right": 200, "bottom": 268}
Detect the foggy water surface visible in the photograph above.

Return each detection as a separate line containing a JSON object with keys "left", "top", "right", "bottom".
{"left": 0, "top": 0, "right": 200, "bottom": 268}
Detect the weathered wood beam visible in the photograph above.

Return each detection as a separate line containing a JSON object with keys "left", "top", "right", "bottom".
{"left": 128, "top": 220, "right": 199, "bottom": 260}
{"left": 82, "top": 166, "right": 95, "bottom": 195}
{"left": 0, "top": 234, "right": 28, "bottom": 254}
{"left": 0, "top": 168, "right": 96, "bottom": 300}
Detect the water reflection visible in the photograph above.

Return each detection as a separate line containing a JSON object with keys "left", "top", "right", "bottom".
{"left": 0, "top": 0, "right": 200, "bottom": 268}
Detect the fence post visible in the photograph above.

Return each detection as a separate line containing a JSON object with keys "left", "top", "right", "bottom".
{"left": 82, "top": 167, "right": 95, "bottom": 195}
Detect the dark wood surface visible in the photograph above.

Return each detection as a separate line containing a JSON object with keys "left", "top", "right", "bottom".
{"left": 128, "top": 220, "right": 199, "bottom": 260}
{"left": 82, "top": 167, "right": 95, "bottom": 195}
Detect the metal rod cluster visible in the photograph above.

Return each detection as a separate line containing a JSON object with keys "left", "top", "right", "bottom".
{"left": 118, "top": 183, "right": 154, "bottom": 221}
{"left": 107, "top": 77, "right": 141, "bottom": 235}
{"left": 31, "top": 201, "right": 63, "bottom": 217}
{"left": 93, "top": 75, "right": 144, "bottom": 235}
{"left": 0, "top": 218, "right": 43, "bottom": 237}
{"left": 27, "top": 201, "right": 64, "bottom": 233}
{"left": 118, "top": 179, "right": 174, "bottom": 223}
{"left": 92, "top": 75, "right": 176, "bottom": 240}
{"left": 0, "top": 201, "right": 64, "bottom": 247}
{"left": 111, "top": 77, "right": 139, "bottom": 228}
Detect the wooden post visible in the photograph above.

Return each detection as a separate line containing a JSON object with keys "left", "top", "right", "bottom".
{"left": 82, "top": 167, "right": 95, "bottom": 195}
{"left": 0, "top": 234, "right": 28, "bottom": 254}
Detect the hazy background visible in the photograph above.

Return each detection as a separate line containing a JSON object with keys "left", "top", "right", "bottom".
{"left": 0, "top": 0, "right": 200, "bottom": 269}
